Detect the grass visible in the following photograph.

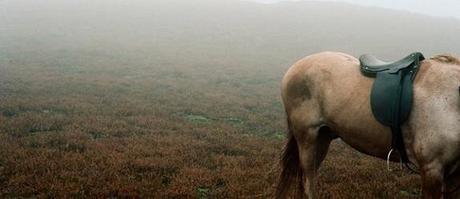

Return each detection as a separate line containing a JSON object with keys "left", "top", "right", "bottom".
{"left": 0, "top": 48, "right": 421, "bottom": 198}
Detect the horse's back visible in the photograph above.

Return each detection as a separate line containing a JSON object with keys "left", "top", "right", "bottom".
{"left": 282, "top": 51, "right": 364, "bottom": 112}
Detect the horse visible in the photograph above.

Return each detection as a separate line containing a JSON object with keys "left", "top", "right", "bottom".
{"left": 275, "top": 51, "right": 460, "bottom": 198}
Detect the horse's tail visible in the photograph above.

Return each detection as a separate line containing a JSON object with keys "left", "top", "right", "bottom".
{"left": 275, "top": 117, "right": 304, "bottom": 198}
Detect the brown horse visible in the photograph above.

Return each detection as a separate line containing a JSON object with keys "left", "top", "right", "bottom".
{"left": 276, "top": 52, "right": 460, "bottom": 198}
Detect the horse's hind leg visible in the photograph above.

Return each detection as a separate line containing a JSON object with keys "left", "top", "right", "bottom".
{"left": 294, "top": 124, "right": 334, "bottom": 198}
{"left": 420, "top": 162, "right": 444, "bottom": 199}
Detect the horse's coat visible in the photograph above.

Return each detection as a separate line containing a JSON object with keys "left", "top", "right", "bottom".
{"left": 276, "top": 52, "right": 460, "bottom": 199}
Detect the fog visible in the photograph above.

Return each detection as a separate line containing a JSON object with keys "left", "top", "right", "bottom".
{"left": 1, "top": 0, "right": 460, "bottom": 197}
{"left": 250, "top": 0, "right": 460, "bottom": 20}
{"left": 2, "top": 0, "right": 460, "bottom": 68}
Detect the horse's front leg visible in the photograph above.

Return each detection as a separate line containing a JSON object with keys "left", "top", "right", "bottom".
{"left": 421, "top": 162, "right": 444, "bottom": 199}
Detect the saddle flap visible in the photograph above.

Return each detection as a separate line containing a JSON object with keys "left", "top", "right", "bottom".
{"left": 370, "top": 70, "right": 414, "bottom": 126}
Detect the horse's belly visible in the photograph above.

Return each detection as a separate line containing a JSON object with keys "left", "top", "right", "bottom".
{"left": 334, "top": 124, "right": 395, "bottom": 160}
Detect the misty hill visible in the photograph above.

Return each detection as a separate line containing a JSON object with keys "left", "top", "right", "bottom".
{"left": 2, "top": 1, "right": 455, "bottom": 197}
{"left": 2, "top": 0, "right": 460, "bottom": 73}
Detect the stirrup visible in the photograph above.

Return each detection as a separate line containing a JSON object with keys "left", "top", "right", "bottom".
{"left": 386, "top": 149, "right": 403, "bottom": 171}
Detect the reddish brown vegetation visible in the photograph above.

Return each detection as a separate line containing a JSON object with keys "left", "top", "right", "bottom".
{"left": 0, "top": 57, "right": 419, "bottom": 198}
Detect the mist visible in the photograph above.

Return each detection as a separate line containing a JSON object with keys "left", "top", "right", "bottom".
{"left": 1, "top": 0, "right": 459, "bottom": 197}
{"left": 2, "top": 0, "right": 460, "bottom": 67}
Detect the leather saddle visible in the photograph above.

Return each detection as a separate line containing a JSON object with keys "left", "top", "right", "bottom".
{"left": 359, "top": 52, "right": 425, "bottom": 164}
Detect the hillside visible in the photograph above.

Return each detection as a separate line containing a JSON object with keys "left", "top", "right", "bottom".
{"left": 0, "top": 0, "right": 458, "bottom": 197}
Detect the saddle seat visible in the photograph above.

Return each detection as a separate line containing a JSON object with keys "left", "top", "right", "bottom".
{"left": 360, "top": 52, "right": 425, "bottom": 76}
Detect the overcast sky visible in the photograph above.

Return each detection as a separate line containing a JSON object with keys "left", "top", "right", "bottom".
{"left": 248, "top": 0, "right": 460, "bottom": 20}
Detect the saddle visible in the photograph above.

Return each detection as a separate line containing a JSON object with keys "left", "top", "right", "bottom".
{"left": 359, "top": 52, "right": 425, "bottom": 164}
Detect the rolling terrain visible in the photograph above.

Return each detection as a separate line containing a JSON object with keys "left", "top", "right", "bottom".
{"left": 1, "top": 0, "right": 459, "bottom": 197}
